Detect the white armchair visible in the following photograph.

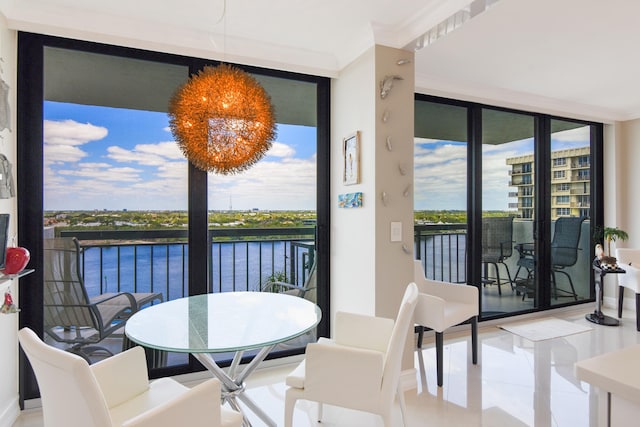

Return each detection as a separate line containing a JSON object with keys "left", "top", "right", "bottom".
{"left": 413, "top": 260, "right": 479, "bottom": 387}
{"left": 18, "top": 327, "right": 243, "bottom": 427}
{"left": 615, "top": 248, "right": 640, "bottom": 331}
{"left": 284, "top": 282, "right": 418, "bottom": 427}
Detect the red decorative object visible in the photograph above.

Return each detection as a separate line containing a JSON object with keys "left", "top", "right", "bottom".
{"left": 1, "top": 291, "right": 19, "bottom": 313}
{"left": 4, "top": 246, "right": 30, "bottom": 274}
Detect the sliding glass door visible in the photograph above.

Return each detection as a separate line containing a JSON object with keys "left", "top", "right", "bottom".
{"left": 414, "top": 95, "right": 602, "bottom": 320}
{"left": 481, "top": 108, "right": 535, "bottom": 315}
{"left": 18, "top": 33, "right": 330, "bottom": 400}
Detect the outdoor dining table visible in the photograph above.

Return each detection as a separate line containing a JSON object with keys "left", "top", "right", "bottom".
{"left": 125, "top": 291, "right": 322, "bottom": 427}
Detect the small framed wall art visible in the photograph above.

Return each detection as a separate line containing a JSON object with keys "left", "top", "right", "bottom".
{"left": 342, "top": 131, "right": 360, "bottom": 185}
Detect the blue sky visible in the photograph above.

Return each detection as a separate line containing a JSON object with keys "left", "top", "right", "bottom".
{"left": 414, "top": 126, "right": 591, "bottom": 211}
{"left": 44, "top": 101, "right": 317, "bottom": 211}
{"left": 44, "top": 101, "right": 590, "bottom": 212}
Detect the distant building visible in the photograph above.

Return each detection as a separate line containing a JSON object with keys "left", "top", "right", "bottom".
{"left": 506, "top": 146, "right": 590, "bottom": 220}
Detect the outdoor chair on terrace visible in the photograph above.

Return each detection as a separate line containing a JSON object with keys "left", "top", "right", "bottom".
{"left": 481, "top": 216, "right": 515, "bottom": 295}
{"left": 550, "top": 216, "right": 585, "bottom": 300}
{"left": 261, "top": 253, "right": 317, "bottom": 303}
{"left": 44, "top": 237, "right": 162, "bottom": 362}
{"left": 261, "top": 252, "right": 318, "bottom": 350}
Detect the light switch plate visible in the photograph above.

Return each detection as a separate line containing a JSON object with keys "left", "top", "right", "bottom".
{"left": 391, "top": 222, "right": 402, "bottom": 242}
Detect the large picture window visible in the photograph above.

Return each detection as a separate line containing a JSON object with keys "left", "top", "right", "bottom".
{"left": 18, "top": 33, "right": 330, "bottom": 400}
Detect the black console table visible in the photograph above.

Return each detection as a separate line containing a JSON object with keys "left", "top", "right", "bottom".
{"left": 586, "top": 259, "right": 625, "bottom": 326}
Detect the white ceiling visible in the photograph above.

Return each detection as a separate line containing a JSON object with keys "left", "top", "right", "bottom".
{"left": 2, "top": 0, "right": 640, "bottom": 122}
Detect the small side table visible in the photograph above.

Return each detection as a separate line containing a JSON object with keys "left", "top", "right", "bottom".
{"left": 586, "top": 259, "right": 625, "bottom": 326}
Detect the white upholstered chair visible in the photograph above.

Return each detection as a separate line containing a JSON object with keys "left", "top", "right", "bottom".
{"left": 413, "top": 260, "right": 479, "bottom": 387}
{"left": 615, "top": 248, "right": 640, "bottom": 331}
{"left": 18, "top": 327, "right": 243, "bottom": 427}
{"left": 284, "top": 282, "right": 419, "bottom": 427}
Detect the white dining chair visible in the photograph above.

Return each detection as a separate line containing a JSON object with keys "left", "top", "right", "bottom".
{"left": 615, "top": 248, "right": 640, "bottom": 331}
{"left": 18, "top": 327, "right": 243, "bottom": 427}
{"left": 284, "top": 282, "right": 419, "bottom": 427}
{"left": 413, "top": 260, "right": 479, "bottom": 387}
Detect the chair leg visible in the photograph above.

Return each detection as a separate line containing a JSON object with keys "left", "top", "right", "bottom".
{"left": 550, "top": 271, "right": 558, "bottom": 300}
{"left": 284, "top": 395, "right": 296, "bottom": 427}
{"left": 494, "top": 263, "right": 502, "bottom": 296}
{"left": 635, "top": 293, "right": 640, "bottom": 332}
{"left": 317, "top": 402, "right": 323, "bottom": 423}
{"left": 618, "top": 286, "right": 625, "bottom": 318}
{"left": 436, "top": 331, "right": 443, "bottom": 387}
{"left": 397, "top": 386, "right": 407, "bottom": 427}
{"left": 416, "top": 325, "right": 424, "bottom": 349}
{"left": 500, "top": 261, "right": 515, "bottom": 291}
{"left": 471, "top": 317, "right": 478, "bottom": 365}
{"left": 566, "top": 273, "right": 578, "bottom": 301}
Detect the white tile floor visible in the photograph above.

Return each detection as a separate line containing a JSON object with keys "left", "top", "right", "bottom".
{"left": 15, "top": 304, "right": 638, "bottom": 427}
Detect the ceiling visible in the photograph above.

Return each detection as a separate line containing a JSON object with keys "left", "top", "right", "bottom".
{"left": 2, "top": 0, "right": 640, "bottom": 122}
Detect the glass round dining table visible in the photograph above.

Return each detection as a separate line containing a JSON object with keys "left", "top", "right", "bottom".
{"left": 125, "top": 291, "right": 322, "bottom": 427}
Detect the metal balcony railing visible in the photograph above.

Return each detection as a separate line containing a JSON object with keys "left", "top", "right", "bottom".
{"left": 59, "top": 228, "right": 315, "bottom": 301}
{"left": 414, "top": 223, "right": 467, "bottom": 283}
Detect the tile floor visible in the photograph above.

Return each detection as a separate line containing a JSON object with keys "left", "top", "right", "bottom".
{"left": 15, "top": 304, "right": 638, "bottom": 427}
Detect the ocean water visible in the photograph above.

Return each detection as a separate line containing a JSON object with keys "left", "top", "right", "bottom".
{"left": 80, "top": 240, "right": 304, "bottom": 301}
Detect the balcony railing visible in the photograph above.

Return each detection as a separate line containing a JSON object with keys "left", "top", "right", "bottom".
{"left": 414, "top": 223, "right": 467, "bottom": 283}
{"left": 59, "top": 228, "right": 315, "bottom": 301}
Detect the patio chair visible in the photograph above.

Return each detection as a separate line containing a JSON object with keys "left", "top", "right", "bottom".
{"left": 18, "top": 327, "right": 243, "bottom": 427}
{"left": 481, "top": 216, "right": 515, "bottom": 295}
{"left": 43, "top": 237, "right": 161, "bottom": 362}
{"left": 261, "top": 252, "right": 317, "bottom": 303}
{"left": 261, "top": 253, "right": 318, "bottom": 349}
{"left": 550, "top": 217, "right": 585, "bottom": 300}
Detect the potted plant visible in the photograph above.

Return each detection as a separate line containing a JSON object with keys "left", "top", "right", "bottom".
{"left": 594, "top": 226, "right": 629, "bottom": 260}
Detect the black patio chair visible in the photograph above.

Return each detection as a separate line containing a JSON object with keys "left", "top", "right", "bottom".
{"left": 43, "top": 237, "right": 162, "bottom": 362}
{"left": 550, "top": 216, "right": 586, "bottom": 300}
{"left": 481, "top": 216, "right": 515, "bottom": 295}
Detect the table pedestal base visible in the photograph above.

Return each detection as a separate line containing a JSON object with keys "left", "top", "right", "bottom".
{"left": 194, "top": 344, "right": 277, "bottom": 427}
{"left": 586, "top": 311, "right": 620, "bottom": 326}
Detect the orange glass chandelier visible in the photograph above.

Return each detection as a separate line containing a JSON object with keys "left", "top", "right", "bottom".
{"left": 168, "top": 64, "right": 276, "bottom": 174}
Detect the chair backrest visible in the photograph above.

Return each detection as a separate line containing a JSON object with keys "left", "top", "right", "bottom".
{"left": 482, "top": 216, "right": 514, "bottom": 261}
{"left": 43, "top": 237, "right": 95, "bottom": 328}
{"left": 18, "top": 327, "right": 112, "bottom": 427}
{"left": 616, "top": 248, "right": 640, "bottom": 266}
{"left": 300, "top": 254, "right": 318, "bottom": 303}
{"left": 551, "top": 217, "right": 585, "bottom": 267}
{"left": 380, "top": 282, "right": 418, "bottom": 404}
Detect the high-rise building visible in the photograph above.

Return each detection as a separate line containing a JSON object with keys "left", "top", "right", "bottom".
{"left": 507, "top": 147, "right": 590, "bottom": 220}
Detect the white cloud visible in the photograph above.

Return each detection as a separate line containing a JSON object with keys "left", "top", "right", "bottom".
{"left": 552, "top": 125, "right": 590, "bottom": 142}
{"left": 267, "top": 141, "right": 295, "bottom": 158}
{"left": 208, "top": 155, "right": 316, "bottom": 210}
{"left": 44, "top": 119, "right": 108, "bottom": 146}
{"left": 44, "top": 143, "right": 88, "bottom": 163}
{"left": 44, "top": 119, "right": 109, "bottom": 164}
{"left": 414, "top": 138, "right": 535, "bottom": 211}
{"left": 107, "top": 141, "right": 186, "bottom": 166}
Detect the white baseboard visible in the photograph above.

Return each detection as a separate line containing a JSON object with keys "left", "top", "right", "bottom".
{"left": 399, "top": 368, "right": 417, "bottom": 391}
{"left": 0, "top": 396, "right": 20, "bottom": 427}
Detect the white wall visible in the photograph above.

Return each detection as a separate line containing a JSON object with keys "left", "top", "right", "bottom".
{"left": 0, "top": 14, "right": 20, "bottom": 427}
{"left": 604, "top": 119, "right": 640, "bottom": 308}
{"left": 330, "top": 45, "right": 415, "bottom": 369}
{"left": 330, "top": 47, "right": 377, "bottom": 317}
